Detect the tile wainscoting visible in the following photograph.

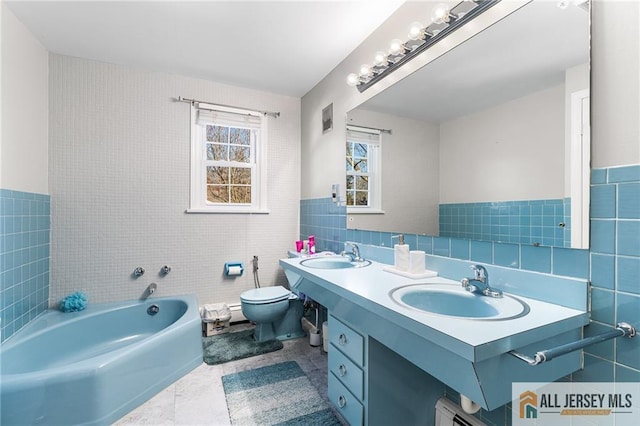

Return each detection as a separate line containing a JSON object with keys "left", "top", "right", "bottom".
{"left": 300, "top": 164, "right": 640, "bottom": 425}
{"left": 0, "top": 189, "right": 50, "bottom": 342}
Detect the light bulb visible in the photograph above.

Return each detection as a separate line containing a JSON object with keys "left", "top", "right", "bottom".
{"left": 389, "top": 39, "right": 405, "bottom": 55}
{"left": 373, "top": 51, "right": 388, "bottom": 67}
{"left": 359, "top": 64, "right": 372, "bottom": 77}
{"left": 408, "top": 21, "right": 425, "bottom": 41}
{"left": 431, "top": 3, "right": 451, "bottom": 24}
{"left": 346, "top": 73, "right": 359, "bottom": 87}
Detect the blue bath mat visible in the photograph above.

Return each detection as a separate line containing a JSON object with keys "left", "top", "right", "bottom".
{"left": 202, "top": 329, "right": 283, "bottom": 365}
{"left": 222, "top": 361, "right": 342, "bottom": 425}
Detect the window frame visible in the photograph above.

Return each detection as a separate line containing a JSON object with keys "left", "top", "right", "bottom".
{"left": 188, "top": 103, "right": 269, "bottom": 214}
{"left": 346, "top": 125, "right": 383, "bottom": 214}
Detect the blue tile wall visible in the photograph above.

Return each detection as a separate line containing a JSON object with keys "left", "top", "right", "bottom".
{"left": 299, "top": 197, "right": 346, "bottom": 254}
{"left": 439, "top": 198, "right": 568, "bottom": 247}
{"left": 301, "top": 164, "right": 640, "bottom": 423}
{"left": 0, "top": 189, "right": 50, "bottom": 343}
{"left": 470, "top": 240, "right": 492, "bottom": 264}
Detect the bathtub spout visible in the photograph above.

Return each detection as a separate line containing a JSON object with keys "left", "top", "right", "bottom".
{"left": 142, "top": 283, "right": 157, "bottom": 299}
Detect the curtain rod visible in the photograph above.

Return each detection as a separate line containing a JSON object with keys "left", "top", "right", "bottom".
{"left": 176, "top": 96, "right": 280, "bottom": 118}
{"left": 348, "top": 124, "right": 392, "bottom": 134}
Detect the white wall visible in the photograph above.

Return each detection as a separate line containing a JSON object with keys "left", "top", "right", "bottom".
{"left": 1, "top": 3, "right": 48, "bottom": 193}
{"left": 346, "top": 108, "right": 439, "bottom": 234}
{"left": 440, "top": 85, "right": 565, "bottom": 204}
{"left": 591, "top": 0, "right": 640, "bottom": 167}
{"left": 48, "top": 55, "right": 301, "bottom": 306}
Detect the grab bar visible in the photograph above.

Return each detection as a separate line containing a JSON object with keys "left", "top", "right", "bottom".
{"left": 509, "top": 322, "right": 636, "bottom": 366}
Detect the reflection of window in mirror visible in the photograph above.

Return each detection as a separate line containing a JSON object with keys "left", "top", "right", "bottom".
{"left": 346, "top": 126, "right": 382, "bottom": 213}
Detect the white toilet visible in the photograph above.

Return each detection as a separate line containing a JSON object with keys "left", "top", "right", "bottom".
{"left": 240, "top": 286, "right": 305, "bottom": 342}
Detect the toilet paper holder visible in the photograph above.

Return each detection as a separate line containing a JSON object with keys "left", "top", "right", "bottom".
{"left": 224, "top": 262, "right": 244, "bottom": 276}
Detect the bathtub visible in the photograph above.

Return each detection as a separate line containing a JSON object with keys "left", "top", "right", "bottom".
{"left": 0, "top": 295, "right": 203, "bottom": 425}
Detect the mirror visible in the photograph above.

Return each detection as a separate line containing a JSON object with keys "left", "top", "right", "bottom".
{"left": 346, "top": 0, "right": 590, "bottom": 248}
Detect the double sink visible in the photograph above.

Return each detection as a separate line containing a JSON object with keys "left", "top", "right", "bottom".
{"left": 300, "top": 255, "right": 528, "bottom": 321}
{"left": 284, "top": 251, "right": 589, "bottom": 410}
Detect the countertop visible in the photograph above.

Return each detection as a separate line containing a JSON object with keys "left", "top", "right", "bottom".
{"left": 279, "top": 256, "right": 590, "bottom": 361}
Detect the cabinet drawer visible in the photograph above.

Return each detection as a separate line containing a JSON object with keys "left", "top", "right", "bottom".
{"left": 329, "top": 343, "right": 364, "bottom": 400}
{"left": 329, "top": 372, "right": 364, "bottom": 426}
{"left": 329, "top": 316, "right": 364, "bottom": 366}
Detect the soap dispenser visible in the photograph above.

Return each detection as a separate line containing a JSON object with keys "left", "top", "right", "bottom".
{"left": 393, "top": 234, "right": 410, "bottom": 271}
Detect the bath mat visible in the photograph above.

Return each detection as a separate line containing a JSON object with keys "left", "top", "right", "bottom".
{"left": 202, "top": 329, "right": 283, "bottom": 365}
{"left": 222, "top": 361, "right": 342, "bottom": 425}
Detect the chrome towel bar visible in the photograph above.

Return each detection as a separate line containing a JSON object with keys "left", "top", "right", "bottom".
{"left": 509, "top": 322, "right": 636, "bottom": 366}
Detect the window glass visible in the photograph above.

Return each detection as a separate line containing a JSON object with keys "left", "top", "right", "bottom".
{"left": 346, "top": 127, "right": 381, "bottom": 212}
{"left": 190, "top": 105, "right": 267, "bottom": 213}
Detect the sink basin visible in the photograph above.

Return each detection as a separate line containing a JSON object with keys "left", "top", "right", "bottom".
{"left": 300, "top": 256, "right": 371, "bottom": 269}
{"left": 389, "top": 283, "right": 529, "bottom": 321}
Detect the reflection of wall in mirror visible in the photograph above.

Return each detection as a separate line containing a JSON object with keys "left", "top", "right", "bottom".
{"left": 439, "top": 63, "right": 589, "bottom": 207}
{"left": 564, "top": 63, "right": 590, "bottom": 196}
{"left": 347, "top": 63, "right": 589, "bottom": 241}
{"left": 440, "top": 84, "right": 565, "bottom": 204}
{"left": 347, "top": 108, "right": 439, "bottom": 235}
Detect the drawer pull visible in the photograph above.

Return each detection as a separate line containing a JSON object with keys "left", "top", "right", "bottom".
{"left": 338, "top": 395, "right": 347, "bottom": 408}
{"left": 338, "top": 364, "right": 347, "bottom": 377}
{"left": 338, "top": 333, "right": 348, "bottom": 345}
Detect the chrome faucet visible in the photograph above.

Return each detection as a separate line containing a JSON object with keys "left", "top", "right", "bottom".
{"left": 142, "top": 283, "right": 157, "bottom": 300}
{"left": 461, "top": 265, "right": 503, "bottom": 298}
{"left": 341, "top": 242, "right": 364, "bottom": 262}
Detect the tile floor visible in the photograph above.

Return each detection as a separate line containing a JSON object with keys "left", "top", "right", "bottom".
{"left": 115, "top": 323, "right": 340, "bottom": 425}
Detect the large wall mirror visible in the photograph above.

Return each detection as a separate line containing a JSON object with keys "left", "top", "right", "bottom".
{"left": 346, "top": 0, "right": 590, "bottom": 249}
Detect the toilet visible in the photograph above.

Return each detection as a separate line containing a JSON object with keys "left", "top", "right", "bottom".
{"left": 240, "top": 286, "right": 305, "bottom": 342}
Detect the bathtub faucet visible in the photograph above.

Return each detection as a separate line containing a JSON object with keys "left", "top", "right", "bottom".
{"left": 142, "top": 283, "right": 157, "bottom": 300}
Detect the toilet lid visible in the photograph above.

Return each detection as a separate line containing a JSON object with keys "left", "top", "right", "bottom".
{"left": 240, "top": 286, "right": 291, "bottom": 304}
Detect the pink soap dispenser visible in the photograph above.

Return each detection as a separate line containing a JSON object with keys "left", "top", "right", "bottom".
{"left": 308, "top": 235, "right": 316, "bottom": 255}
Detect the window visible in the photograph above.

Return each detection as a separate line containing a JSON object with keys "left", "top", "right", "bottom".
{"left": 189, "top": 104, "right": 268, "bottom": 213}
{"left": 346, "top": 126, "right": 382, "bottom": 213}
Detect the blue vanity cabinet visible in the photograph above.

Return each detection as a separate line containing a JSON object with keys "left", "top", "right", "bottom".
{"left": 279, "top": 257, "right": 590, "bottom": 422}
{"left": 327, "top": 315, "right": 365, "bottom": 425}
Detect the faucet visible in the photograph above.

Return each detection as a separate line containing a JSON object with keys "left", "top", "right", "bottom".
{"left": 461, "top": 265, "right": 503, "bottom": 298}
{"left": 341, "top": 242, "right": 364, "bottom": 262}
{"left": 142, "top": 283, "right": 157, "bottom": 300}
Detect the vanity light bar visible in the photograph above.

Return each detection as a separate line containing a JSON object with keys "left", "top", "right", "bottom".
{"left": 348, "top": 0, "right": 500, "bottom": 93}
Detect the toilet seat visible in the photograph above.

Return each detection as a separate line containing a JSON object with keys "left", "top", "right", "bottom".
{"left": 240, "top": 286, "right": 292, "bottom": 305}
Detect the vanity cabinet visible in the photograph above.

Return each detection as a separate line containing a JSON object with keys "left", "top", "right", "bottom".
{"left": 280, "top": 256, "right": 589, "bottom": 422}
{"left": 327, "top": 315, "right": 365, "bottom": 425}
